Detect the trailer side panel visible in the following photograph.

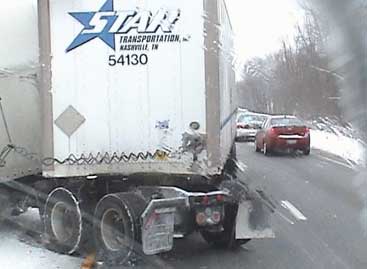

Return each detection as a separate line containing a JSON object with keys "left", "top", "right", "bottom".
{"left": 0, "top": 70, "right": 41, "bottom": 182}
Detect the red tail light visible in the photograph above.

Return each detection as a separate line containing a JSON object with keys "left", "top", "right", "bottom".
{"left": 202, "top": 196, "right": 209, "bottom": 205}
{"left": 237, "top": 124, "right": 250, "bottom": 129}
{"left": 305, "top": 128, "right": 310, "bottom": 136}
{"left": 216, "top": 194, "right": 224, "bottom": 202}
{"left": 269, "top": 127, "right": 277, "bottom": 136}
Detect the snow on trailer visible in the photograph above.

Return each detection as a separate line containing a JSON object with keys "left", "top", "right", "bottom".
{"left": 0, "top": 0, "right": 274, "bottom": 265}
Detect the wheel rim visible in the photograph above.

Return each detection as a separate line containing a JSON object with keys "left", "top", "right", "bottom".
{"left": 50, "top": 202, "right": 77, "bottom": 243}
{"left": 101, "top": 209, "right": 126, "bottom": 251}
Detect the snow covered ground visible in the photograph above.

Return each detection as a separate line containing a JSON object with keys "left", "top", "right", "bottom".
{"left": 311, "top": 129, "right": 366, "bottom": 168}
{"left": 0, "top": 210, "right": 82, "bottom": 269}
{"left": 0, "top": 235, "right": 82, "bottom": 269}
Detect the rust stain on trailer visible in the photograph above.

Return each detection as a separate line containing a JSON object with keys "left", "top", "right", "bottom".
{"left": 155, "top": 150, "right": 169, "bottom": 161}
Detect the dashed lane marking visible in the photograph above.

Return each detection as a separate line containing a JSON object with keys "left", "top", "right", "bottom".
{"left": 281, "top": 200, "right": 307, "bottom": 221}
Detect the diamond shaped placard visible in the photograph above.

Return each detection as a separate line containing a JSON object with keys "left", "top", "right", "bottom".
{"left": 55, "top": 105, "right": 86, "bottom": 137}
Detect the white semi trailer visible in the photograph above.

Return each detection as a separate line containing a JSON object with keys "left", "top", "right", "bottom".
{"left": 0, "top": 0, "right": 273, "bottom": 264}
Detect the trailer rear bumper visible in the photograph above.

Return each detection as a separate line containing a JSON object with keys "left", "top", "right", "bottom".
{"left": 139, "top": 186, "right": 226, "bottom": 255}
{"left": 141, "top": 197, "right": 187, "bottom": 255}
{"left": 138, "top": 186, "right": 274, "bottom": 255}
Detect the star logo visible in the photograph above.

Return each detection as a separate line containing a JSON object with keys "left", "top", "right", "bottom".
{"left": 66, "top": 0, "right": 117, "bottom": 52}
{"left": 66, "top": 0, "right": 181, "bottom": 53}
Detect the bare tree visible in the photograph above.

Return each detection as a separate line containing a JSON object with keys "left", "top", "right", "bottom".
{"left": 237, "top": 2, "right": 343, "bottom": 121}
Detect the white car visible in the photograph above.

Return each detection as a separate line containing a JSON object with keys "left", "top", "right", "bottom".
{"left": 236, "top": 113, "right": 269, "bottom": 141}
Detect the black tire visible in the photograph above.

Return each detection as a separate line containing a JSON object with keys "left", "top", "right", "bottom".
{"left": 0, "top": 189, "right": 11, "bottom": 223}
{"left": 39, "top": 206, "right": 45, "bottom": 225}
{"left": 255, "top": 141, "right": 261, "bottom": 152}
{"left": 43, "top": 186, "right": 95, "bottom": 255}
{"left": 34, "top": 180, "right": 58, "bottom": 224}
{"left": 263, "top": 143, "right": 271, "bottom": 156}
{"left": 303, "top": 148, "right": 311, "bottom": 156}
{"left": 93, "top": 193, "right": 147, "bottom": 265}
{"left": 200, "top": 204, "right": 250, "bottom": 249}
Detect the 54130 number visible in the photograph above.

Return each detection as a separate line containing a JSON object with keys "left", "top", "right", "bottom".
{"left": 108, "top": 54, "right": 148, "bottom": 66}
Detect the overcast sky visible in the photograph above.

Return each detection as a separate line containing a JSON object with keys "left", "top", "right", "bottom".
{"left": 0, "top": 1, "right": 38, "bottom": 68}
{"left": 226, "top": 0, "right": 302, "bottom": 61}
{"left": 0, "top": 0, "right": 302, "bottom": 68}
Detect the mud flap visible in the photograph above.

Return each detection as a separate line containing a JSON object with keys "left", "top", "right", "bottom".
{"left": 235, "top": 197, "right": 275, "bottom": 239}
{"left": 141, "top": 197, "right": 187, "bottom": 255}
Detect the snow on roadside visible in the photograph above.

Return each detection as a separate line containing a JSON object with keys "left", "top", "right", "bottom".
{"left": 0, "top": 235, "right": 82, "bottom": 269}
{"left": 311, "top": 129, "right": 366, "bottom": 167}
{"left": 0, "top": 210, "right": 82, "bottom": 269}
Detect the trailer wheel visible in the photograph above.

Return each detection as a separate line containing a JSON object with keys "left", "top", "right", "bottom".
{"left": 0, "top": 189, "right": 11, "bottom": 223}
{"left": 200, "top": 204, "right": 250, "bottom": 249}
{"left": 93, "top": 193, "right": 146, "bottom": 265}
{"left": 43, "top": 187, "right": 94, "bottom": 255}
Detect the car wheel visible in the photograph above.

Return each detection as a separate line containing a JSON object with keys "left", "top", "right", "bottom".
{"left": 303, "top": 148, "right": 310, "bottom": 155}
{"left": 255, "top": 141, "right": 260, "bottom": 152}
{"left": 263, "top": 143, "right": 270, "bottom": 156}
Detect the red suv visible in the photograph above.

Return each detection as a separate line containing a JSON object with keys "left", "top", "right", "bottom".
{"left": 255, "top": 115, "right": 310, "bottom": 155}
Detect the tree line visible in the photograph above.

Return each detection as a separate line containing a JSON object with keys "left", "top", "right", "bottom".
{"left": 237, "top": 0, "right": 366, "bottom": 125}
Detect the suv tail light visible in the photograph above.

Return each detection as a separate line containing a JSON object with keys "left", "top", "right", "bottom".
{"left": 269, "top": 127, "right": 277, "bottom": 136}
{"left": 237, "top": 124, "right": 250, "bottom": 129}
{"left": 305, "top": 128, "right": 310, "bottom": 136}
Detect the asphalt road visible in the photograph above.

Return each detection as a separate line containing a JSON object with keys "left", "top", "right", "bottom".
{"left": 1, "top": 142, "right": 367, "bottom": 269}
